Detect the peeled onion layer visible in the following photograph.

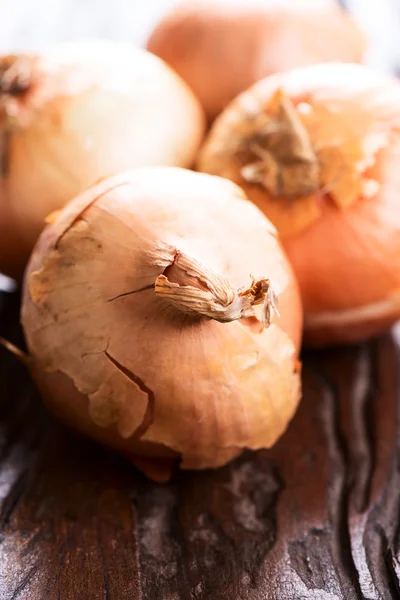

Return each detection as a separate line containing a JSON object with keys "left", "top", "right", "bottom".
{"left": 22, "top": 168, "right": 302, "bottom": 478}
{"left": 0, "top": 41, "right": 205, "bottom": 279}
{"left": 147, "top": 0, "right": 366, "bottom": 121}
{"left": 198, "top": 63, "right": 400, "bottom": 345}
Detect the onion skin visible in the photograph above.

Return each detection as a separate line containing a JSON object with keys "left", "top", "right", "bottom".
{"left": 22, "top": 168, "right": 302, "bottom": 479}
{"left": 198, "top": 63, "right": 400, "bottom": 346}
{"left": 147, "top": 0, "right": 366, "bottom": 122}
{"left": 32, "top": 368, "right": 179, "bottom": 482}
{"left": 0, "top": 41, "right": 205, "bottom": 280}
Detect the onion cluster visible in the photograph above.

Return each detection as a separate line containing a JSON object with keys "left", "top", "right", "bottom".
{"left": 6, "top": 12, "right": 400, "bottom": 481}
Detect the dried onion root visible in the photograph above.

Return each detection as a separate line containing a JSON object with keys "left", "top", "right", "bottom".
{"left": 20, "top": 167, "right": 302, "bottom": 481}
{"left": 198, "top": 63, "right": 400, "bottom": 346}
{"left": 147, "top": 0, "right": 366, "bottom": 121}
{"left": 0, "top": 40, "right": 205, "bottom": 280}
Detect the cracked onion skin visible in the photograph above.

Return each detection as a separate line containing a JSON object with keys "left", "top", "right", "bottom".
{"left": 0, "top": 40, "right": 205, "bottom": 280}
{"left": 21, "top": 167, "right": 302, "bottom": 481}
{"left": 146, "top": 0, "right": 366, "bottom": 122}
{"left": 198, "top": 63, "right": 400, "bottom": 346}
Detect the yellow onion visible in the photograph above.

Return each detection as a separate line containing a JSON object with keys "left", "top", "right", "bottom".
{"left": 0, "top": 40, "right": 205, "bottom": 279}
{"left": 21, "top": 167, "right": 302, "bottom": 481}
{"left": 147, "top": 0, "right": 366, "bottom": 122}
{"left": 198, "top": 63, "right": 400, "bottom": 346}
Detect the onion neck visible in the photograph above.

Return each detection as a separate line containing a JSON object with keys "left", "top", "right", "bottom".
{"left": 154, "top": 251, "right": 278, "bottom": 326}
{"left": 239, "top": 89, "right": 320, "bottom": 199}
{"left": 0, "top": 55, "right": 33, "bottom": 97}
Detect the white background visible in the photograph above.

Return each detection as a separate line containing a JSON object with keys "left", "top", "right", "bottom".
{"left": 1, "top": 0, "right": 399, "bottom": 70}
{"left": 1, "top": 0, "right": 177, "bottom": 49}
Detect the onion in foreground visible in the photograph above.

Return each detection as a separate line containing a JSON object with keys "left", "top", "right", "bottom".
{"left": 198, "top": 63, "right": 400, "bottom": 346}
{"left": 147, "top": 0, "right": 366, "bottom": 122}
{"left": 0, "top": 40, "right": 205, "bottom": 279}
{"left": 21, "top": 167, "right": 302, "bottom": 481}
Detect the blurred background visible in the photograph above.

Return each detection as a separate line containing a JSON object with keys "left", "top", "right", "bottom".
{"left": 2, "top": 0, "right": 173, "bottom": 49}
{"left": 0, "top": 0, "right": 400, "bottom": 72}
{"left": 0, "top": 0, "right": 399, "bottom": 293}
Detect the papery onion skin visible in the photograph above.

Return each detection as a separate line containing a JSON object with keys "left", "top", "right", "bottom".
{"left": 0, "top": 40, "right": 205, "bottom": 280}
{"left": 22, "top": 167, "right": 302, "bottom": 479}
{"left": 146, "top": 0, "right": 366, "bottom": 122}
{"left": 198, "top": 63, "right": 400, "bottom": 346}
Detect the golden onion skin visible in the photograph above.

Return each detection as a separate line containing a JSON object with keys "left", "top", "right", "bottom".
{"left": 22, "top": 168, "right": 302, "bottom": 479}
{"left": 147, "top": 0, "right": 366, "bottom": 121}
{"left": 199, "top": 63, "right": 400, "bottom": 346}
{"left": 0, "top": 41, "right": 205, "bottom": 279}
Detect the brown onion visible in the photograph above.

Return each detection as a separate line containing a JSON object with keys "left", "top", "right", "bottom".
{"left": 0, "top": 40, "right": 205, "bottom": 280}
{"left": 147, "top": 0, "right": 366, "bottom": 122}
{"left": 21, "top": 167, "right": 302, "bottom": 480}
{"left": 198, "top": 63, "right": 400, "bottom": 346}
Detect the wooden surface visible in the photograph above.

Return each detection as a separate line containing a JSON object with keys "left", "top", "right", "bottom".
{"left": 2, "top": 1, "right": 400, "bottom": 599}
{"left": 1, "top": 290, "right": 400, "bottom": 600}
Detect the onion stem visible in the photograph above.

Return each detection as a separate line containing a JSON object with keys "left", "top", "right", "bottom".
{"left": 154, "top": 251, "right": 278, "bottom": 325}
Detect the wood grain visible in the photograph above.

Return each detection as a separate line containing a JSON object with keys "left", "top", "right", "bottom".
{"left": 1, "top": 288, "right": 400, "bottom": 599}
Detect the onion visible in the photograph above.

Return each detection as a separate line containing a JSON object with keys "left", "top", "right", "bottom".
{"left": 21, "top": 167, "right": 302, "bottom": 481}
{"left": 147, "top": 0, "right": 366, "bottom": 122}
{"left": 0, "top": 41, "right": 205, "bottom": 280}
{"left": 198, "top": 63, "right": 400, "bottom": 346}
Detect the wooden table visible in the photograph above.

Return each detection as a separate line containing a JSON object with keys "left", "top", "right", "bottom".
{"left": 2, "top": 1, "right": 400, "bottom": 599}
{"left": 2, "top": 291, "right": 400, "bottom": 600}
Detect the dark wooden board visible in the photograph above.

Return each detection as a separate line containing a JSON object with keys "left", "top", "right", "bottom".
{"left": 1, "top": 287, "right": 400, "bottom": 600}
